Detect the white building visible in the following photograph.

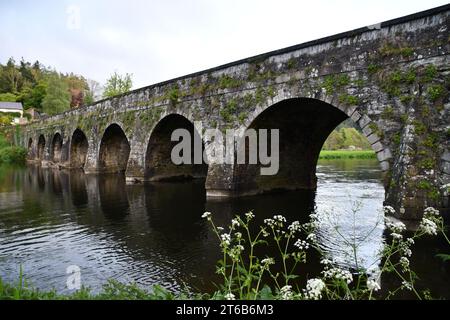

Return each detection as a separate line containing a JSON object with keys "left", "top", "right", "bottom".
{"left": 0, "top": 101, "right": 27, "bottom": 125}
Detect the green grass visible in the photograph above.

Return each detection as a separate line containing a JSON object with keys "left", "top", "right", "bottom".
{"left": 319, "top": 150, "right": 376, "bottom": 160}
{"left": 0, "top": 276, "right": 186, "bottom": 300}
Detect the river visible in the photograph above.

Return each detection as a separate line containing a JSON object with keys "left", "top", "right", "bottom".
{"left": 0, "top": 159, "right": 448, "bottom": 298}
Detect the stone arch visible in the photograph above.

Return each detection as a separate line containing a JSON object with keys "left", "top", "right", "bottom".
{"left": 70, "top": 128, "right": 89, "bottom": 169}
{"left": 145, "top": 113, "right": 208, "bottom": 181}
{"left": 51, "top": 133, "right": 63, "bottom": 163}
{"left": 98, "top": 123, "right": 131, "bottom": 173}
{"left": 37, "top": 134, "right": 46, "bottom": 160}
{"left": 232, "top": 97, "right": 389, "bottom": 196}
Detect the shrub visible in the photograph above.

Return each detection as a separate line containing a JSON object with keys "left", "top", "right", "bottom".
{"left": 0, "top": 146, "right": 27, "bottom": 164}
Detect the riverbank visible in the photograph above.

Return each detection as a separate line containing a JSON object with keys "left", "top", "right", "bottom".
{"left": 0, "top": 132, "right": 26, "bottom": 165}
{"left": 319, "top": 150, "right": 376, "bottom": 160}
{"left": 0, "top": 277, "right": 181, "bottom": 300}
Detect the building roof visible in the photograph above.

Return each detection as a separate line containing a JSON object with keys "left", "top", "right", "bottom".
{"left": 0, "top": 102, "right": 23, "bottom": 111}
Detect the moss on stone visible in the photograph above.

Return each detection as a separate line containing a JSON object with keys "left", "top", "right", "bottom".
{"left": 426, "top": 84, "right": 444, "bottom": 102}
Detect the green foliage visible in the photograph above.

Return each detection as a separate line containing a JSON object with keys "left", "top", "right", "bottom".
{"left": 286, "top": 57, "right": 296, "bottom": 70}
{"left": 379, "top": 43, "right": 414, "bottom": 58}
{"left": 168, "top": 86, "right": 180, "bottom": 105}
{"left": 319, "top": 150, "right": 376, "bottom": 159}
{"left": 218, "top": 75, "right": 241, "bottom": 89}
{"left": 0, "top": 147, "right": 26, "bottom": 165}
{"left": 381, "top": 106, "right": 394, "bottom": 120}
{"left": 423, "top": 65, "right": 438, "bottom": 82}
{"left": 0, "top": 92, "right": 19, "bottom": 102}
{"left": 367, "top": 64, "right": 380, "bottom": 75}
{"left": 338, "top": 94, "right": 359, "bottom": 106}
{"left": 103, "top": 72, "right": 133, "bottom": 98}
{"left": 417, "top": 180, "right": 432, "bottom": 190}
{"left": 0, "top": 57, "right": 93, "bottom": 111}
{"left": 42, "top": 73, "right": 70, "bottom": 115}
{"left": 322, "top": 127, "right": 371, "bottom": 151}
{"left": 426, "top": 85, "right": 444, "bottom": 102}
{"left": 220, "top": 99, "right": 237, "bottom": 122}
{"left": 322, "top": 74, "right": 351, "bottom": 95}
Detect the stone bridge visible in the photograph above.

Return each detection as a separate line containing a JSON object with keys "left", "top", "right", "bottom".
{"left": 22, "top": 5, "right": 450, "bottom": 220}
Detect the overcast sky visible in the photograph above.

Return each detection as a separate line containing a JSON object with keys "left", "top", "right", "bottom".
{"left": 1, "top": 0, "right": 448, "bottom": 89}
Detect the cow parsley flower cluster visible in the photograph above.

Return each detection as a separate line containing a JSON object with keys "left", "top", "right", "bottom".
{"left": 280, "top": 285, "right": 293, "bottom": 300}
{"left": 288, "top": 221, "right": 301, "bottom": 234}
{"left": 264, "top": 215, "right": 287, "bottom": 229}
{"left": 224, "top": 292, "right": 235, "bottom": 300}
{"left": 383, "top": 205, "right": 396, "bottom": 215}
{"left": 220, "top": 233, "right": 231, "bottom": 247}
{"left": 245, "top": 211, "right": 255, "bottom": 220}
{"left": 386, "top": 220, "right": 406, "bottom": 240}
{"left": 419, "top": 207, "right": 441, "bottom": 235}
{"left": 419, "top": 218, "right": 438, "bottom": 235}
{"left": 366, "top": 279, "right": 381, "bottom": 292}
{"left": 201, "top": 212, "right": 212, "bottom": 219}
{"left": 294, "top": 239, "right": 309, "bottom": 250}
{"left": 322, "top": 267, "right": 353, "bottom": 284}
{"left": 303, "top": 278, "right": 326, "bottom": 300}
{"left": 261, "top": 258, "right": 275, "bottom": 270}
{"left": 399, "top": 256, "right": 410, "bottom": 270}
{"left": 306, "top": 233, "right": 317, "bottom": 243}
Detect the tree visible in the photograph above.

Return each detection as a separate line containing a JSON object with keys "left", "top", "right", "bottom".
{"left": 41, "top": 73, "right": 70, "bottom": 115}
{"left": 84, "top": 79, "right": 101, "bottom": 105}
{"left": 103, "top": 72, "right": 132, "bottom": 98}
{"left": 0, "top": 93, "right": 19, "bottom": 102}
{"left": 1, "top": 58, "right": 22, "bottom": 93}
{"left": 65, "top": 73, "right": 88, "bottom": 108}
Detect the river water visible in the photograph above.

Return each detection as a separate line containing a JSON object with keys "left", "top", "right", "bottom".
{"left": 0, "top": 159, "right": 448, "bottom": 298}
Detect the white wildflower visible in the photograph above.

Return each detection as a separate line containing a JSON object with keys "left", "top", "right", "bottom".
{"left": 402, "top": 281, "right": 413, "bottom": 291}
{"left": 403, "top": 248, "right": 412, "bottom": 257}
{"left": 261, "top": 258, "right": 275, "bottom": 270}
{"left": 406, "top": 238, "right": 415, "bottom": 246}
{"left": 217, "top": 227, "right": 224, "bottom": 232}
{"left": 419, "top": 218, "right": 437, "bottom": 235}
{"left": 400, "top": 257, "right": 409, "bottom": 270}
{"left": 386, "top": 221, "right": 406, "bottom": 234}
{"left": 320, "top": 258, "right": 333, "bottom": 266}
{"left": 280, "top": 285, "right": 293, "bottom": 300}
{"left": 245, "top": 212, "right": 255, "bottom": 220}
{"left": 288, "top": 221, "right": 301, "bottom": 233}
{"left": 383, "top": 206, "right": 396, "bottom": 215}
{"left": 201, "top": 212, "right": 212, "bottom": 219}
{"left": 294, "top": 239, "right": 309, "bottom": 250}
{"left": 231, "top": 218, "right": 240, "bottom": 228}
{"left": 234, "top": 232, "right": 242, "bottom": 239}
{"left": 273, "top": 215, "right": 286, "bottom": 223}
{"left": 306, "top": 233, "right": 317, "bottom": 242}
{"left": 366, "top": 279, "right": 381, "bottom": 292}
{"left": 224, "top": 292, "right": 235, "bottom": 300}
{"left": 322, "top": 268, "right": 353, "bottom": 284}
{"left": 424, "top": 207, "right": 439, "bottom": 217}
{"left": 303, "top": 278, "right": 326, "bottom": 300}
{"left": 264, "top": 218, "right": 275, "bottom": 228}
{"left": 391, "top": 232, "right": 403, "bottom": 240}
{"left": 221, "top": 233, "right": 231, "bottom": 246}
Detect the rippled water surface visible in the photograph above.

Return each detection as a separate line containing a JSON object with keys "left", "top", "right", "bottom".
{"left": 0, "top": 160, "right": 448, "bottom": 297}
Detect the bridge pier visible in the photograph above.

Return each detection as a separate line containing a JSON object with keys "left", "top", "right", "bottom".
{"left": 125, "top": 139, "right": 146, "bottom": 184}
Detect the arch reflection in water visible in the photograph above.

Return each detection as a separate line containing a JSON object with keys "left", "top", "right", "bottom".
{"left": 98, "top": 174, "right": 130, "bottom": 221}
